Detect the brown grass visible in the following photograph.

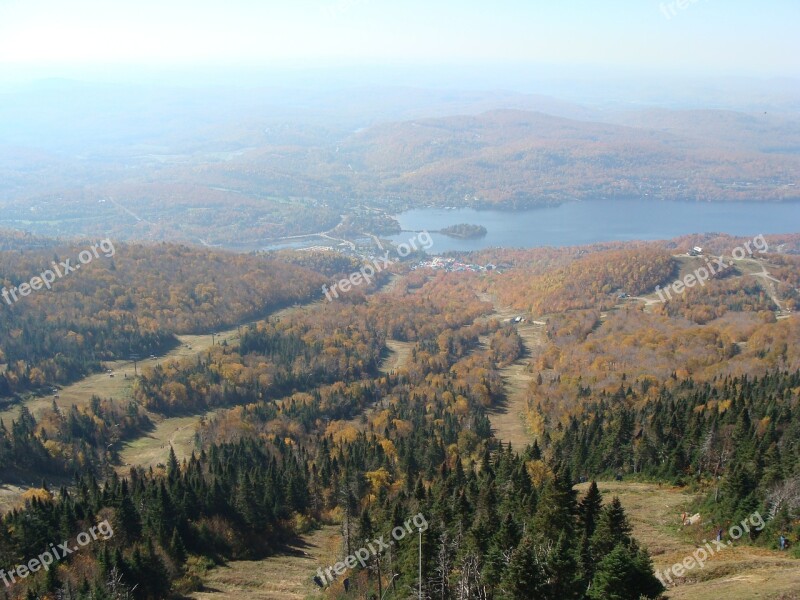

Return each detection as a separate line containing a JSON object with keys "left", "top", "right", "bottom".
{"left": 483, "top": 299, "right": 545, "bottom": 451}
{"left": 380, "top": 340, "right": 414, "bottom": 374}
{"left": 575, "top": 481, "right": 800, "bottom": 600}
{"left": 0, "top": 331, "right": 228, "bottom": 425}
{"left": 190, "top": 526, "right": 340, "bottom": 600}
{"left": 0, "top": 300, "right": 322, "bottom": 426}
{"left": 0, "top": 483, "right": 28, "bottom": 514}
{"left": 0, "top": 301, "right": 322, "bottom": 513}
{"left": 117, "top": 412, "right": 216, "bottom": 472}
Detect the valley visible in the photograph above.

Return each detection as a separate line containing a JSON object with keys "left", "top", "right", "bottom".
{"left": 1, "top": 4, "right": 799, "bottom": 600}
{"left": 1, "top": 232, "right": 798, "bottom": 600}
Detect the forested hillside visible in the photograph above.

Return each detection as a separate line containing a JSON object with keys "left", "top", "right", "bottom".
{"left": 0, "top": 238, "right": 327, "bottom": 396}
{"left": 0, "top": 258, "right": 669, "bottom": 599}
{"left": 0, "top": 233, "right": 798, "bottom": 599}
{"left": 548, "top": 370, "right": 800, "bottom": 530}
{"left": 1, "top": 0, "right": 799, "bottom": 597}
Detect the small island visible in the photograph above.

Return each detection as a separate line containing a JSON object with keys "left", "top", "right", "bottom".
{"left": 438, "top": 223, "right": 488, "bottom": 239}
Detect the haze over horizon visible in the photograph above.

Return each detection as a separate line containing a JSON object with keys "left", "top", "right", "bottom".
{"left": 0, "top": 0, "right": 798, "bottom": 87}
{"left": 2, "top": 3, "right": 800, "bottom": 600}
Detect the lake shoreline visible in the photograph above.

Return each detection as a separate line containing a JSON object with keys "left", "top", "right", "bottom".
{"left": 387, "top": 199, "right": 800, "bottom": 253}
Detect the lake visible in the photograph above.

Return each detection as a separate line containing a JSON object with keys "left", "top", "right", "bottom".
{"left": 387, "top": 200, "right": 800, "bottom": 253}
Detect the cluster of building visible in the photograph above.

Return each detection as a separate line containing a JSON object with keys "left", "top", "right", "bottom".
{"left": 410, "top": 256, "right": 496, "bottom": 273}
{"left": 294, "top": 240, "right": 503, "bottom": 276}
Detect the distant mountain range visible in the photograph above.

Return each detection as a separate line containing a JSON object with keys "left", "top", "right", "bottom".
{"left": 324, "top": 108, "right": 800, "bottom": 206}
{"left": 1, "top": 82, "right": 799, "bottom": 243}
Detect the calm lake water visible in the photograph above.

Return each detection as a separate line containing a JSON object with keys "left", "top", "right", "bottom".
{"left": 388, "top": 200, "right": 800, "bottom": 253}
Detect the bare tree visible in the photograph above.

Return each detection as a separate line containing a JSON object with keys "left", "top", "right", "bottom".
{"left": 430, "top": 530, "right": 454, "bottom": 600}
{"left": 767, "top": 475, "right": 800, "bottom": 520}
{"left": 55, "top": 584, "right": 76, "bottom": 600}
{"left": 105, "top": 566, "right": 137, "bottom": 600}
{"left": 455, "top": 553, "right": 488, "bottom": 600}
{"left": 696, "top": 426, "right": 734, "bottom": 501}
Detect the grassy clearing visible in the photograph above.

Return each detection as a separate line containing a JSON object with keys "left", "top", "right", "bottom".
{"left": 0, "top": 300, "right": 320, "bottom": 425}
{"left": 117, "top": 412, "right": 215, "bottom": 472}
{"left": 0, "top": 299, "right": 326, "bottom": 426}
{"left": 0, "top": 301, "right": 322, "bottom": 512}
{"left": 0, "top": 331, "right": 226, "bottom": 425}
{"left": 576, "top": 481, "right": 698, "bottom": 558}
{"left": 575, "top": 481, "right": 800, "bottom": 599}
{"left": 0, "top": 483, "right": 29, "bottom": 514}
{"left": 380, "top": 340, "right": 414, "bottom": 374}
{"left": 626, "top": 254, "right": 788, "bottom": 313}
{"left": 190, "top": 526, "right": 340, "bottom": 600}
{"left": 483, "top": 300, "right": 545, "bottom": 451}
{"left": 488, "top": 360, "right": 537, "bottom": 451}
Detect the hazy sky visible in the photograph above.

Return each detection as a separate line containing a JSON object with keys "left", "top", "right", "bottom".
{"left": 0, "top": 0, "right": 797, "bottom": 79}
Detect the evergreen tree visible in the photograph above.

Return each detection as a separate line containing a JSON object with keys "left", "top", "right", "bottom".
{"left": 591, "top": 496, "right": 633, "bottom": 559}
{"left": 498, "top": 535, "right": 547, "bottom": 600}
{"left": 588, "top": 544, "right": 663, "bottom": 600}
{"left": 578, "top": 481, "right": 603, "bottom": 537}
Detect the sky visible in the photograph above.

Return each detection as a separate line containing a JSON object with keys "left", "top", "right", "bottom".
{"left": 0, "top": 0, "right": 798, "bottom": 82}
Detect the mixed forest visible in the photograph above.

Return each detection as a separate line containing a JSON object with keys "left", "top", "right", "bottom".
{"left": 0, "top": 230, "right": 799, "bottom": 599}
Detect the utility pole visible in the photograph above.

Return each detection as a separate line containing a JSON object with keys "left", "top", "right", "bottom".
{"left": 418, "top": 526, "right": 423, "bottom": 600}
{"left": 377, "top": 554, "right": 382, "bottom": 600}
